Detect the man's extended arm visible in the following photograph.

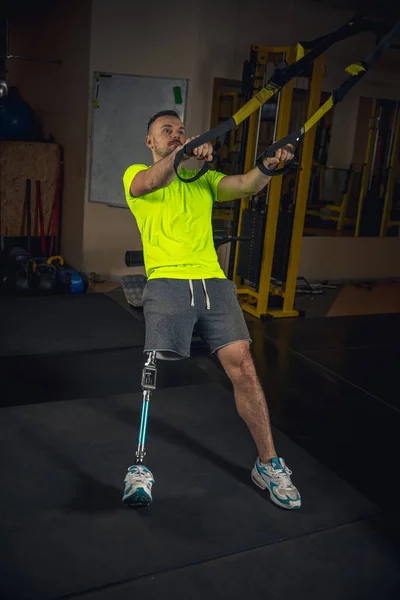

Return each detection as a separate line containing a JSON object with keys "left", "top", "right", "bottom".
{"left": 130, "top": 136, "right": 213, "bottom": 197}
{"left": 130, "top": 135, "right": 293, "bottom": 199}
{"left": 130, "top": 151, "right": 180, "bottom": 197}
{"left": 217, "top": 145, "right": 294, "bottom": 202}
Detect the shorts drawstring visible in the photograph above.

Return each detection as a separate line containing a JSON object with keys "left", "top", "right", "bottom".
{"left": 202, "top": 279, "right": 211, "bottom": 310}
{"left": 188, "top": 279, "right": 211, "bottom": 310}
{"left": 189, "top": 280, "right": 195, "bottom": 307}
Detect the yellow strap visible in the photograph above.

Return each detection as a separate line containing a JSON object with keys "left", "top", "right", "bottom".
{"left": 232, "top": 83, "right": 280, "bottom": 125}
{"left": 303, "top": 64, "right": 365, "bottom": 135}
{"left": 345, "top": 62, "right": 366, "bottom": 76}
{"left": 303, "top": 96, "right": 334, "bottom": 133}
{"left": 232, "top": 41, "right": 309, "bottom": 127}
{"left": 231, "top": 43, "right": 308, "bottom": 127}
{"left": 295, "top": 43, "right": 305, "bottom": 62}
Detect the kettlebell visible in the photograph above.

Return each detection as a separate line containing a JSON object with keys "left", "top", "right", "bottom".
{"left": 13, "top": 258, "right": 36, "bottom": 292}
{"left": 15, "top": 264, "right": 31, "bottom": 292}
{"left": 36, "top": 263, "right": 57, "bottom": 293}
{"left": 9, "top": 246, "right": 30, "bottom": 264}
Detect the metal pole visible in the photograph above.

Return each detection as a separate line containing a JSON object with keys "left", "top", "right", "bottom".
{"left": 368, "top": 105, "right": 383, "bottom": 191}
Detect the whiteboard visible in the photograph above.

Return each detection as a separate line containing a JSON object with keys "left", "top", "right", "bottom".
{"left": 88, "top": 72, "right": 188, "bottom": 207}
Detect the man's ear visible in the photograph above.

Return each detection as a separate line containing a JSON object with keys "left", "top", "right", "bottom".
{"left": 145, "top": 135, "right": 153, "bottom": 149}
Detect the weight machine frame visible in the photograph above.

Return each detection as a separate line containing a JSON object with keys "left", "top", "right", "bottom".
{"left": 230, "top": 45, "right": 325, "bottom": 319}
{"left": 355, "top": 98, "right": 400, "bottom": 237}
{"left": 380, "top": 101, "right": 400, "bottom": 236}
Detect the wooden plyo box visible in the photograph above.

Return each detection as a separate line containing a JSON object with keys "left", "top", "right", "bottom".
{"left": 0, "top": 141, "right": 61, "bottom": 236}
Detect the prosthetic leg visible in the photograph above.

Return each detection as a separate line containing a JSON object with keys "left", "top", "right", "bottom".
{"left": 136, "top": 351, "right": 157, "bottom": 463}
{"left": 122, "top": 352, "right": 157, "bottom": 507}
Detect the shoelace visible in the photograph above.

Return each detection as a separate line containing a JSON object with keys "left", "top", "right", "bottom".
{"left": 128, "top": 470, "right": 153, "bottom": 483}
{"left": 272, "top": 466, "right": 293, "bottom": 487}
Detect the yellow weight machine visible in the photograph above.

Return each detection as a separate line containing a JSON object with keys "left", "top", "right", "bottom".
{"left": 205, "top": 19, "right": 400, "bottom": 319}
{"left": 230, "top": 45, "right": 325, "bottom": 319}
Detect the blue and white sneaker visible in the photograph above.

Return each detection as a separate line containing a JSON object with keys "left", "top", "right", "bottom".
{"left": 251, "top": 457, "right": 301, "bottom": 509}
{"left": 122, "top": 464, "right": 154, "bottom": 507}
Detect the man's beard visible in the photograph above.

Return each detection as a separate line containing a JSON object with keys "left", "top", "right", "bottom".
{"left": 153, "top": 142, "right": 175, "bottom": 159}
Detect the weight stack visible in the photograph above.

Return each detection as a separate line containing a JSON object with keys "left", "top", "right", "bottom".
{"left": 237, "top": 209, "right": 266, "bottom": 288}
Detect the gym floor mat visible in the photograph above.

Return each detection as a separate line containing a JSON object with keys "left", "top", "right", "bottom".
{"left": 0, "top": 383, "right": 379, "bottom": 600}
{"left": 246, "top": 321, "right": 400, "bottom": 510}
{"left": 299, "top": 345, "right": 400, "bottom": 409}
{"left": 76, "top": 515, "right": 400, "bottom": 600}
{"left": 0, "top": 346, "right": 225, "bottom": 408}
{"left": 258, "top": 313, "right": 400, "bottom": 353}
{"left": 0, "top": 294, "right": 145, "bottom": 357}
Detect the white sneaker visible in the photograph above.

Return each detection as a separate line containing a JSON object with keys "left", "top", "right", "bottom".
{"left": 251, "top": 457, "right": 301, "bottom": 509}
{"left": 122, "top": 464, "right": 154, "bottom": 507}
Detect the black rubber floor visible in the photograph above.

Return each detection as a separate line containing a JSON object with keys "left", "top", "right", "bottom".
{"left": 246, "top": 316, "right": 400, "bottom": 511}
{"left": 0, "top": 346, "right": 221, "bottom": 408}
{"left": 0, "top": 294, "right": 145, "bottom": 357}
{"left": 299, "top": 345, "right": 400, "bottom": 410}
{"left": 0, "top": 383, "right": 379, "bottom": 600}
{"left": 262, "top": 313, "right": 400, "bottom": 353}
{"left": 79, "top": 516, "right": 400, "bottom": 600}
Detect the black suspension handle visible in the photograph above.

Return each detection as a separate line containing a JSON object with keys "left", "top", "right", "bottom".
{"left": 256, "top": 129, "right": 301, "bottom": 177}
{"left": 256, "top": 156, "right": 296, "bottom": 177}
{"left": 172, "top": 119, "right": 235, "bottom": 183}
{"left": 173, "top": 147, "right": 218, "bottom": 183}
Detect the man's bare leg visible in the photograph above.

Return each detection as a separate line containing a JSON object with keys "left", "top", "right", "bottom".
{"left": 217, "top": 340, "right": 276, "bottom": 463}
{"left": 217, "top": 339, "right": 301, "bottom": 509}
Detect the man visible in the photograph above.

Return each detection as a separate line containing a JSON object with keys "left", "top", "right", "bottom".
{"left": 122, "top": 110, "right": 301, "bottom": 510}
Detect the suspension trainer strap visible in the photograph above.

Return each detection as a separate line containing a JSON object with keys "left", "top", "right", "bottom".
{"left": 257, "top": 19, "right": 400, "bottom": 177}
{"left": 173, "top": 11, "right": 367, "bottom": 183}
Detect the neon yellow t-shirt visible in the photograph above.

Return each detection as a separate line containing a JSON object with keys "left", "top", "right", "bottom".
{"left": 123, "top": 164, "right": 227, "bottom": 280}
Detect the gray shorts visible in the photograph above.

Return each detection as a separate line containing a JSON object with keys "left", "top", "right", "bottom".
{"left": 142, "top": 278, "right": 252, "bottom": 360}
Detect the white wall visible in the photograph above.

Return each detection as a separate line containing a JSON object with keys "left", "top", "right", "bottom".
{"left": 83, "top": 0, "right": 400, "bottom": 280}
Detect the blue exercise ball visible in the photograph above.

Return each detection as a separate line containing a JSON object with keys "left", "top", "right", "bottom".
{"left": 0, "top": 87, "right": 35, "bottom": 141}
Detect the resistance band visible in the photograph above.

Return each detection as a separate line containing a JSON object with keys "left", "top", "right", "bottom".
{"left": 36, "top": 180, "right": 47, "bottom": 257}
{"left": 257, "top": 19, "right": 400, "bottom": 177}
{"left": 173, "top": 10, "right": 368, "bottom": 183}
{"left": 48, "top": 162, "right": 62, "bottom": 257}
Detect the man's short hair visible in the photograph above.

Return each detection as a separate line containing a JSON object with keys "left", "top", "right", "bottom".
{"left": 147, "top": 110, "right": 182, "bottom": 133}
